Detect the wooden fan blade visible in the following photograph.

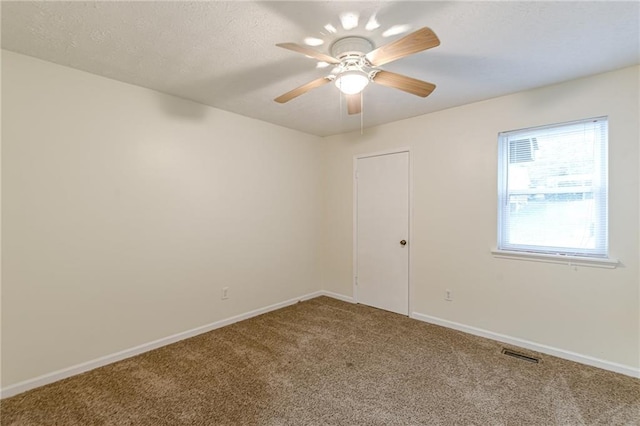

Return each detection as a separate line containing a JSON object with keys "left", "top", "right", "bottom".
{"left": 276, "top": 43, "right": 340, "bottom": 64}
{"left": 274, "top": 77, "right": 332, "bottom": 103}
{"left": 346, "top": 94, "right": 361, "bottom": 115}
{"left": 365, "top": 27, "right": 440, "bottom": 67}
{"left": 373, "top": 70, "right": 436, "bottom": 97}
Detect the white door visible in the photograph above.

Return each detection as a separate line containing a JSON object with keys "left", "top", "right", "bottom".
{"left": 356, "top": 151, "right": 409, "bottom": 315}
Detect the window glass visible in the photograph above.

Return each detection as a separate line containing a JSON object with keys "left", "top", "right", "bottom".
{"left": 498, "top": 117, "right": 608, "bottom": 257}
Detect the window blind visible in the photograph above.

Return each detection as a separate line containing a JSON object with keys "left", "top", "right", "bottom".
{"left": 497, "top": 117, "right": 608, "bottom": 257}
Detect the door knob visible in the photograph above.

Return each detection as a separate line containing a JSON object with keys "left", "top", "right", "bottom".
{"left": 400, "top": 240, "right": 407, "bottom": 246}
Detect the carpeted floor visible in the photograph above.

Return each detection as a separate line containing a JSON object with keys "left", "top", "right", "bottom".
{"left": 1, "top": 296, "right": 639, "bottom": 425}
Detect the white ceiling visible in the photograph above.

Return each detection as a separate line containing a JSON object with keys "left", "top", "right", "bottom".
{"left": 2, "top": 1, "right": 639, "bottom": 137}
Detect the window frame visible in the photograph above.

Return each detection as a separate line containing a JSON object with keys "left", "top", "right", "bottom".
{"left": 496, "top": 117, "right": 614, "bottom": 265}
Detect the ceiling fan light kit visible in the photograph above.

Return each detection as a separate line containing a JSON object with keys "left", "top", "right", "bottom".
{"left": 331, "top": 36, "right": 373, "bottom": 95}
{"left": 335, "top": 70, "right": 369, "bottom": 95}
{"left": 275, "top": 27, "right": 440, "bottom": 115}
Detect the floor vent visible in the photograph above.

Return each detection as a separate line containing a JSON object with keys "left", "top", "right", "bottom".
{"left": 501, "top": 348, "right": 540, "bottom": 363}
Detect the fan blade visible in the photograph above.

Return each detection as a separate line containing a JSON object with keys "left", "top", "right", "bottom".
{"left": 274, "top": 77, "right": 332, "bottom": 103}
{"left": 346, "top": 94, "right": 361, "bottom": 115}
{"left": 276, "top": 43, "right": 340, "bottom": 64}
{"left": 372, "top": 70, "right": 436, "bottom": 97}
{"left": 365, "top": 27, "right": 440, "bottom": 67}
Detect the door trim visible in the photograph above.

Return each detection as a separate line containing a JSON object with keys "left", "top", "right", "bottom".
{"left": 353, "top": 147, "right": 412, "bottom": 315}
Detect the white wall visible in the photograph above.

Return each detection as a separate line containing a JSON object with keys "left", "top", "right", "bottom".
{"left": 1, "top": 50, "right": 324, "bottom": 388}
{"left": 322, "top": 66, "right": 640, "bottom": 370}
{"left": 2, "top": 49, "right": 639, "bottom": 391}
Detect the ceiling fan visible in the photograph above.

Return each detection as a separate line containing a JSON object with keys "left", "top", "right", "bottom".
{"left": 274, "top": 27, "right": 440, "bottom": 115}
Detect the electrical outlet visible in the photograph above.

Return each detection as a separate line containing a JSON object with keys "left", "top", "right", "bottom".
{"left": 221, "top": 287, "right": 229, "bottom": 300}
{"left": 445, "top": 289, "right": 453, "bottom": 301}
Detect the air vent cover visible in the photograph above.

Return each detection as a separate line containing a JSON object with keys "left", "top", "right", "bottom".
{"left": 501, "top": 348, "right": 540, "bottom": 363}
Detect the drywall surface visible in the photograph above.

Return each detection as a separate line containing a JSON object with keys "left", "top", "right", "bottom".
{"left": 323, "top": 66, "right": 640, "bottom": 369}
{"left": 1, "top": 50, "right": 324, "bottom": 387}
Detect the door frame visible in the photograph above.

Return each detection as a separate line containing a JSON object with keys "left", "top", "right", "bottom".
{"left": 353, "top": 147, "right": 413, "bottom": 316}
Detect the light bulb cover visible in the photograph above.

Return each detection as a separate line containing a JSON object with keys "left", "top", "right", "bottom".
{"left": 335, "top": 71, "right": 369, "bottom": 95}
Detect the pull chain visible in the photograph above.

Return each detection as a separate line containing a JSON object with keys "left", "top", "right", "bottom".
{"left": 360, "top": 91, "right": 364, "bottom": 135}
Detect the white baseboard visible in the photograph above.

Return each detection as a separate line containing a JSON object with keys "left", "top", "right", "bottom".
{"left": 411, "top": 312, "right": 640, "bottom": 379}
{"left": 320, "top": 290, "right": 355, "bottom": 303}
{"left": 0, "top": 291, "right": 328, "bottom": 399}
{"left": 10, "top": 292, "right": 632, "bottom": 399}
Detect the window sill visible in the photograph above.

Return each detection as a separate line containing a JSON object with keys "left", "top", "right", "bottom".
{"left": 491, "top": 249, "right": 619, "bottom": 269}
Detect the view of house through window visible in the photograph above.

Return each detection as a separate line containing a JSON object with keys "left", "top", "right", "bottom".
{"left": 497, "top": 117, "right": 608, "bottom": 257}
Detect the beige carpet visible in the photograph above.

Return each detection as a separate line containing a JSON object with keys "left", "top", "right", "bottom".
{"left": 2, "top": 296, "right": 639, "bottom": 425}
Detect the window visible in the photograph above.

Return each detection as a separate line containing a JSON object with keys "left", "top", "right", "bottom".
{"left": 497, "top": 117, "right": 608, "bottom": 258}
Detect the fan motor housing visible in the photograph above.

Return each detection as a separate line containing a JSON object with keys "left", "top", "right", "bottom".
{"left": 330, "top": 37, "right": 374, "bottom": 59}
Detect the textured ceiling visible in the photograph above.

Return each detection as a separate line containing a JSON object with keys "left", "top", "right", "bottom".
{"left": 2, "top": 1, "right": 639, "bottom": 137}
